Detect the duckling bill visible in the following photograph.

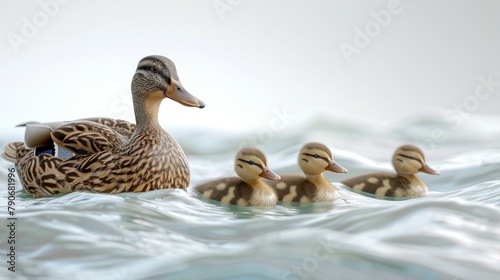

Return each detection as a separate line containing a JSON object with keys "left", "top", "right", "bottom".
{"left": 342, "top": 145, "right": 439, "bottom": 198}
{"left": 2, "top": 55, "right": 205, "bottom": 198}
{"left": 194, "top": 148, "right": 280, "bottom": 206}
{"left": 269, "top": 142, "right": 348, "bottom": 203}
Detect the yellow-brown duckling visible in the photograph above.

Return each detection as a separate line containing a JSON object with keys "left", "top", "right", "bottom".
{"left": 194, "top": 148, "right": 281, "bottom": 206}
{"left": 269, "top": 142, "right": 348, "bottom": 203}
{"left": 2, "top": 55, "right": 205, "bottom": 198}
{"left": 342, "top": 145, "right": 439, "bottom": 198}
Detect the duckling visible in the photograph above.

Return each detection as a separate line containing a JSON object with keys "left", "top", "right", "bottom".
{"left": 194, "top": 148, "right": 281, "bottom": 206}
{"left": 342, "top": 145, "right": 439, "bottom": 198}
{"left": 269, "top": 142, "right": 348, "bottom": 203}
{"left": 2, "top": 55, "right": 205, "bottom": 198}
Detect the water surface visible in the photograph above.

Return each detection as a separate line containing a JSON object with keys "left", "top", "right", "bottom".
{"left": 1, "top": 113, "right": 499, "bottom": 280}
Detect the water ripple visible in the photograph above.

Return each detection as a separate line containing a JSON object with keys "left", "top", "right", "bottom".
{"left": 1, "top": 114, "right": 500, "bottom": 280}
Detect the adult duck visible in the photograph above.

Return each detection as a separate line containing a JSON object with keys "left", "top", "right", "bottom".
{"left": 2, "top": 55, "right": 205, "bottom": 197}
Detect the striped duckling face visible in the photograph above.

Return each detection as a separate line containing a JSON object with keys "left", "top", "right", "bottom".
{"left": 132, "top": 55, "right": 205, "bottom": 109}
{"left": 298, "top": 143, "right": 348, "bottom": 176}
{"left": 235, "top": 148, "right": 281, "bottom": 182}
{"left": 392, "top": 145, "right": 439, "bottom": 175}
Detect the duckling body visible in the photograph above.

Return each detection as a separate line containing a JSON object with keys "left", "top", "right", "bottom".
{"left": 2, "top": 55, "right": 205, "bottom": 198}
{"left": 269, "top": 143, "right": 348, "bottom": 203}
{"left": 194, "top": 148, "right": 280, "bottom": 206}
{"left": 196, "top": 177, "right": 277, "bottom": 206}
{"left": 342, "top": 172, "right": 428, "bottom": 197}
{"left": 272, "top": 175, "right": 339, "bottom": 203}
{"left": 342, "top": 145, "right": 439, "bottom": 198}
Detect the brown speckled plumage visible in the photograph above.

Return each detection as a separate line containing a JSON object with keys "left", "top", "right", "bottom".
{"left": 271, "top": 175, "right": 319, "bottom": 202}
{"left": 2, "top": 55, "right": 205, "bottom": 198}
{"left": 194, "top": 148, "right": 280, "bottom": 206}
{"left": 269, "top": 142, "right": 348, "bottom": 203}
{"left": 195, "top": 177, "right": 270, "bottom": 206}
{"left": 342, "top": 145, "right": 439, "bottom": 199}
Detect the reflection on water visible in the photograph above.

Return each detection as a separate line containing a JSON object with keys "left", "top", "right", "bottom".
{"left": 1, "top": 114, "right": 500, "bottom": 280}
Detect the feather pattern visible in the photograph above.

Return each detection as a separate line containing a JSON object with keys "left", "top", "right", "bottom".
{"left": 342, "top": 145, "right": 439, "bottom": 199}
{"left": 2, "top": 55, "right": 205, "bottom": 198}
{"left": 269, "top": 143, "right": 347, "bottom": 203}
{"left": 194, "top": 148, "right": 280, "bottom": 206}
{"left": 51, "top": 120, "right": 129, "bottom": 155}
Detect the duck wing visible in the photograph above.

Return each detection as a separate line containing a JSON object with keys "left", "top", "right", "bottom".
{"left": 83, "top": 117, "right": 136, "bottom": 137}
{"left": 51, "top": 120, "right": 129, "bottom": 155}
{"left": 18, "top": 118, "right": 133, "bottom": 159}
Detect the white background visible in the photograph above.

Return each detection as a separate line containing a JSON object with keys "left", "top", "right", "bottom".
{"left": 1, "top": 0, "right": 499, "bottom": 139}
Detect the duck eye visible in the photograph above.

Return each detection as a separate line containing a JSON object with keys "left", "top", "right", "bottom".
{"left": 313, "top": 154, "right": 320, "bottom": 159}
{"left": 409, "top": 156, "right": 414, "bottom": 160}
{"left": 151, "top": 66, "right": 159, "bottom": 73}
{"left": 248, "top": 160, "right": 255, "bottom": 165}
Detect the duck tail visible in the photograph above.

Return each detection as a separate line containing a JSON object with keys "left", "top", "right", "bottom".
{"left": 2, "top": 142, "right": 30, "bottom": 163}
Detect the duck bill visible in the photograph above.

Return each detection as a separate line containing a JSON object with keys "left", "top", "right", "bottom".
{"left": 420, "top": 164, "right": 440, "bottom": 175}
{"left": 326, "top": 159, "right": 348, "bottom": 173}
{"left": 259, "top": 167, "right": 281, "bottom": 181}
{"left": 165, "top": 79, "right": 205, "bottom": 108}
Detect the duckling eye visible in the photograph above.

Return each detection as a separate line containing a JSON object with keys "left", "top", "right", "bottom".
{"left": 151, "top": 66, "right": 159, "bottom": 73}
{"left": 248, "top": 160, "right": 255, "bottom": 165}
{"left": 313, "top": 154, "right": 320, "bottom": 159}
{"left": 409, "top": 156, "right": 414, "bottom": 160}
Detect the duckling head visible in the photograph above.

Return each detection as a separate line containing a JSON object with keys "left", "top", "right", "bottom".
{"left": 131, "top": 55, "right": 205, "bottom": 109}
{"left": 298, "top": 142, "right": 348, "bottom": 176}
{"left": 235, "top": 148, "right": 281, "bottom": 183}
{"left": 392, "top": 145, "right": 439, "bottom": 175}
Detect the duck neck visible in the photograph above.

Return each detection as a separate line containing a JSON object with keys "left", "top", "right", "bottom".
{"left": 398, "top": 173, "right": 418, "bottom": 180}
{"left": 399, "top": 173, "right": 424, "bottom": 185}
{"left": 305, "top": 173, "right": 330, "bottom": 188}
{"left": 245, "top": 179, "right": 265, "bottom": 188}
{"left": 133, "top": 95, "right": 163, "bottom": 132}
